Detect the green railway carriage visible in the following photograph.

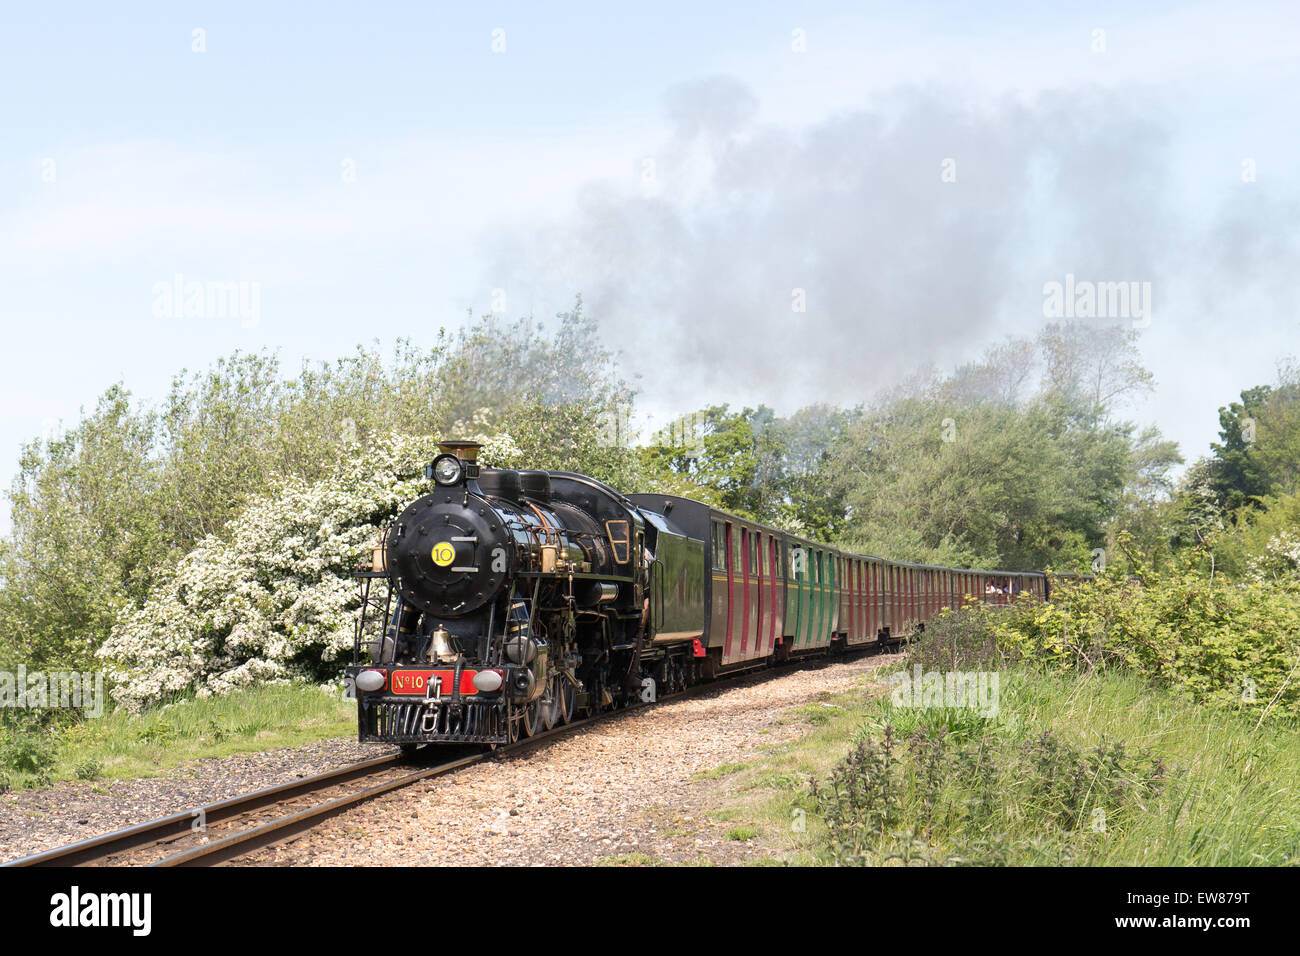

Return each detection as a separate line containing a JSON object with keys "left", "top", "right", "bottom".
{"left": 781, "top": 535, "right": 842, "bottom": 654}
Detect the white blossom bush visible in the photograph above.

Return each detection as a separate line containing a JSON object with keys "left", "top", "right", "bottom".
{"left": 98, "top": 430, "right": 523, "bottom": 710}
{"left": 1248, "top": 531, "right": 1300, "bottom": 584}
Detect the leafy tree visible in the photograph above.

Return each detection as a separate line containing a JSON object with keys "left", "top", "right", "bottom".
{"left": 1246, "top": 363, "right": 1300, "bottom": 498}
{"left": 1038, "top": 321, "right": 1155, "bottom": 424}
{"left": 0, "top": 386, "right": 163, "bottom": 670}
{"left": 639, "top": 403, "right": 856, "bottom": 533}
{"left": 1169, "top": 363, "right": 1300, "bottom": 575}
{"left": 778, "top": 404, "right": 860, "bottom": 538}
{"left": 640, "top": 405, "right": 774, "bottom": 518}
{"left": 828, "top": 322, "right": 1179, "bottom": 571}
{"left": 1207, "top": 384, "right": 1273, "bottom": 512}
{"left": 831, "top": 396, "right": 1099, "bottom": 569}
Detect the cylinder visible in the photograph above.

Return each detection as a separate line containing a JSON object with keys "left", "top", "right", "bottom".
{"left": 579, "top": 581, "right": 619, "bottom": 605}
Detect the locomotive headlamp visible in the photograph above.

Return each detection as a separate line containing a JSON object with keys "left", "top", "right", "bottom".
{"left": 355, "top": 669, "right": 386, "bottom": 692}
{"left": 430, "top": 453, "right": 464, "bottom": 486}
{"left": 509, "top": 669, "right": 536, "bottom": 700}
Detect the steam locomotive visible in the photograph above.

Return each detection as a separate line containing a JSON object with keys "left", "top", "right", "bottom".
{"left": 345, "top": 440, "right": 1050, "bottom": 750}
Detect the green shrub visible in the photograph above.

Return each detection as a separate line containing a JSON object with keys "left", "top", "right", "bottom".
{"left": 993, "top": 570, "right": 1300, "bottom": 719}
{"left": 909, "top": 604, "right": 1002, "bottom": 672}
{"left": 1, "top": 717, "right": 59, "bottom": 785}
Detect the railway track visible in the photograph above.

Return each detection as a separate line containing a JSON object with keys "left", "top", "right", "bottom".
{"left": 5, "top": 648, "right": 888, "bottom": 868}
{"left": 4, "top": 717, "right": 593, "bottom": 868}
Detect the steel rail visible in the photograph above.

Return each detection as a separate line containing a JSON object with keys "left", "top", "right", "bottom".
{"left": 5, "top": 752, "right": 408, "bottom": 867}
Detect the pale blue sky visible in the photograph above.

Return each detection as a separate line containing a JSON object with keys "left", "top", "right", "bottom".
{"left": 2, "top": 1, "right": 1298, "bottom": 531}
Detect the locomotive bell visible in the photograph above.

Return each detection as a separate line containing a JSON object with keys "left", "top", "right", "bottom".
{"left": 431, "top": 627, "right": 459, "bottom": 663}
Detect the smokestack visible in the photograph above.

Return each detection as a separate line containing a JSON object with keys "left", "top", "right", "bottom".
{"left": 437, "top": 439, "right": 482, "bottom": 463}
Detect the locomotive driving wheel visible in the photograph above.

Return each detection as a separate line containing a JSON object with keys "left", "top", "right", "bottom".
{"left": 536, "top": 673, "right": 559, "bottom": 732}
{"left": 503, "top": 701, "right": 522, "bottom": 745}
{"left": 539, "top": 671, "right": 576, "bottom": 728}
{"left": 557, "top": 673, "right": 576, "bottom": 724}
{"left": 535, "top": 682, "right": 555, "bottom": 733}
{"left": 519, "top": 698, "right": 541, "bottom": 738}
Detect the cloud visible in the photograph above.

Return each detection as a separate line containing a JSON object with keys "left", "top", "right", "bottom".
{"left": 482, "top": 83, "right": 1124, "bottom": 400}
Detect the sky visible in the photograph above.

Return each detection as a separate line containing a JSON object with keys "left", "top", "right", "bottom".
{"left": 2, "top": 1, "right": 1298, "bottom": 531}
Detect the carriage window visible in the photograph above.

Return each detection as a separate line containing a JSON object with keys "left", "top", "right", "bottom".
{"left": 711, "top": 521, "right": 725, "bottom": 570}
{"left": 751, "top": 532, "right": 760, "bottom": 574}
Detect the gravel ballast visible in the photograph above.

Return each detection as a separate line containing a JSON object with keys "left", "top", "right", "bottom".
{"left": 250, "top": 652, "right": 899, "bottom": 866}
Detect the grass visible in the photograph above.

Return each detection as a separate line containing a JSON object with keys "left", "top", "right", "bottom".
{"left": 694, "top": 664, "right": 1300, "bottom": 866}
{"left": 1, "top": 682, "right": 356, "bottom": 791}
{"left": 692, "top": 761, "right": 750, "bottom": 780}
{"left": 597, "top": 853, "right": 718, "bottom": 867}
{"left": 598, "top": 852, "right": 662, "bottom": 866}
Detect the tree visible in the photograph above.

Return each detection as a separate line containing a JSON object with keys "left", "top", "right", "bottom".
{"left": 831, "top": 396, "right": 1099, "bottom": 569}
{"left": 827, "top": 322, "right": 1178, "bottom": 572}
{"left": 641, "top": 405, "right": 777, "bottom": 519}
{"left": 1247, "top": 363, "right": 1300, "bottom": 498}
{"left": 639, "top": 403, "right": 857, "bottom": 532}
{"left": 0, "top": 386, "right": 163, "bottom": 670}
{"left": 1193, "top": 363, "right": 1300, "bottom": 522}
{"left": 1207, "top": 384, "right": 1273, "bottom": 512}
{"left": 1037, "top": 321, "right": 1155, "bottom": 424}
